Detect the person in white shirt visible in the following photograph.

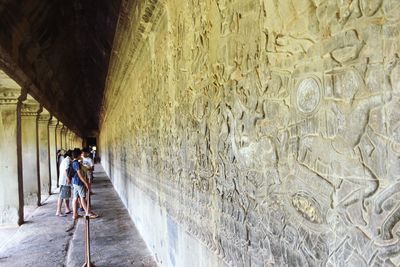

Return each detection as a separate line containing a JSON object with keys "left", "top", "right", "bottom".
{"left": 82, "top": 148, "right": 94, "bottom": 194}
{"left": 56, "top": 150, "right": 72, "bottom": 216}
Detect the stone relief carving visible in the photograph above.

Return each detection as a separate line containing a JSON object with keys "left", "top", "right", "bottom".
{"left": 294, "top": 76, "right": 321, "bottom": 114}
{"left": 100, "top": 0, "right": 400, "bottom": 266}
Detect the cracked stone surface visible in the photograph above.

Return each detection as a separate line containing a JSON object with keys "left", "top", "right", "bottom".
{"left": 0, "top": 164, "right": 156, "bottom": 267}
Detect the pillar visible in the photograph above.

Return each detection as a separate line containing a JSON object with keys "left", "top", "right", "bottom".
{"left": 60, "top": 126, "right": 64, "bottom": 150}
{"left": 60, "top": 126, "right": 64, "bottom": 149}
{"left": 62, "top": 126, "right": 68, "bottom": 150}
{"left": 21, "top": 96, "right": 41, "bottom": 206}
{"left": 0, "top": 73, "right": 23, "bottom": 225}
{"left": 56, "top": 121, "right": 63, "bottom": 151}
{"left": 65, "top": 130, "right": 70, "bottom": 149}
{"left": 68, "top": 131, "right": 74, "bottom": 149}
{"left": 37, "top": 107, "right": 51, "bottom": 196}
{"left": 48, "top": 116, "right": 58, "bottom": 192}
{"left": 73, "top": 134, "right": 78, "bottom": 148}
{"left": 55, "top": 121, "right": 63, "bottom": 187}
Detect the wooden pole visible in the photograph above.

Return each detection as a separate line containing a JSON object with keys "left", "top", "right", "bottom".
{"left": 82, "top": 190, "right": 95, "bottom": 267}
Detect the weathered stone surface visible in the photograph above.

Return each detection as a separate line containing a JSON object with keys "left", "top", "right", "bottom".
{"left": 60, "top": 127, "right": 65, "bottom": 150}
{"left": 55, "top": 121, "right": 63, "bottom": 152}
{"left": 67, "top": 131, "right": 73, "bottom": 149}
{"left": 21, "top": 96, "right": 40, "bottom": 206}
{"left": 0, "top": 70, "right": 22, "bottom": 225}
{"left": 48, "top": 116, "right": 58, "bottom": 192}
{"left": 38, "top": 107, "right": 51, "bottom": 196}
{"left": 100, "top": 1, "right": 400, "bottom": 266}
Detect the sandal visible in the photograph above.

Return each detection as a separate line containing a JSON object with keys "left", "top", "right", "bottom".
{"left": 87, "top": 213, "right": 99, "bottom": 219}
{"left": 56, "top": 213, "right": 66, "bottom": 217}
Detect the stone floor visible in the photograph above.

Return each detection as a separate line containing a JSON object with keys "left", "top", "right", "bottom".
{"left": 0, "top": 203, "right": 39, "bottom": 255}
{"left": 0, "top": 165, "right": 157, "bottom": 267}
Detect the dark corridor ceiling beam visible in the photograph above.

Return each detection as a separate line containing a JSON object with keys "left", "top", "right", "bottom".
{"left": 0, "top": 0, "right": 122, "bottom": 137}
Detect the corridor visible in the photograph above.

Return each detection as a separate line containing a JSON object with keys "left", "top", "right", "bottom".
{"left": 0, "top": 165, "right": 156, "bottom": 267}
{"left": 1, "top": 0, "right": 400, "bottom": 266}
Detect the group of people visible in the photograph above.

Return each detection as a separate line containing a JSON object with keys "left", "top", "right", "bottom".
{"left": 55, "top": 148, "right": 98, "bottom": 219}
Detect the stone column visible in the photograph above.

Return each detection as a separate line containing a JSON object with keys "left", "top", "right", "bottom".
{"left": 48, "top": 116, "right": 58, "bottom": 192}
{"left": 65, "top": 129, "right": 69, "bottom": 149}
{"left": 66, "top": 129, "right": 69, "bottom": 149}
{"left": 21, "top": 96, "right": 41, "bottom": 206}
{"left": 55, "top": 121, "right": 63, "bottom": 187}
{"left": 62, "top": 126, "right": 68, "bottom": 150}
{"left": 61, "top": 127, "right": 66, "bottom": 149}
{"left": 37, "top": 107, "right": 51, "bottom": 196}
{"left": 60, "top": 126, "right": 64, "bottom": 150}
{"left": 56, "top": 121, "right": 63, "bottom": 152}
{"left": 0, "top": 74, "right": 24, "bottom": 225}
{"left": 68, "top": 131, "right": 74, "bottom": 149}
{"left": 73, "top": 134, "right": 77, "bottom": 148}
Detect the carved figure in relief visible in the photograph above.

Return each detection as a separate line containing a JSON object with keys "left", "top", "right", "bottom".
{"left": 357, "top": 99, "right": 400, "bottom": 261}
{"left": 213, "top": 0, "right": 235, "bottom": 36}
{"left": 103, "top": 1, "right": 400, "bottom": 265}
{"left": 359, "top": 0, "right": 383, "bottom": 17}
{"left": 292, "top": 192, "right": 324, "bottom": 224}
{"left": 270, "top": 68, "right": 400, "bottom": 266}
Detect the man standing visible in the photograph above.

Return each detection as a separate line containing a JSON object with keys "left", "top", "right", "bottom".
{"left": 56, "top": 150, "right": 72, "bottom": 216}
{"left": 71, "top": 148, "right": 98, "bottom": 219}
{"left": 82, "top": 148, "right": 94, "bottom": 192}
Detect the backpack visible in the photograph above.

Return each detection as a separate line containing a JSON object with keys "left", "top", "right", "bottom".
{"left": 67, "top": 160, "right": 77, "bottom": 178}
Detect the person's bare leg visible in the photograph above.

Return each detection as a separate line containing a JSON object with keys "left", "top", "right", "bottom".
{"left": 79, "top": 197, "right": 90, "bottom": 215}
{"left": 72, "top": 197, "right": 78, "bottom": 219}
{"left": 56, "top": 198, "right": 63, "bottom": 215}
{"left": 65, "top": 199, "right": 71, "bottom": 213}
{"left": 81, "top": 195, "right": 97, "bottom": 217}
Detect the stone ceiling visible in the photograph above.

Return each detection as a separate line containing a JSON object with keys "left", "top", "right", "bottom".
{"left": 0, "top": 0, "right": 122, "bottom": 136}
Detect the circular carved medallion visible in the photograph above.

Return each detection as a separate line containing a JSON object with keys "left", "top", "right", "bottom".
{"left": 296, "top": 78, "right": 321, "bottom": 114}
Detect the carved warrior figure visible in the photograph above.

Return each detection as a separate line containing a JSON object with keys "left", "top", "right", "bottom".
{"left": 357, "top": 98, "right": 400, "bottom": 250}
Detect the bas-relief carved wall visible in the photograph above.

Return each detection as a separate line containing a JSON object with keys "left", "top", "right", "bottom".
{"left": 100, "top": 0, "right": 400, "bottom": 266}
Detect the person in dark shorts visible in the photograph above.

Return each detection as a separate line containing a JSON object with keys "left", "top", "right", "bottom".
{"left": 71, "top": 148, "right": 98, "bottom": 220}
{"left": 56, "top": 150, "right": 72, "bottom": 216}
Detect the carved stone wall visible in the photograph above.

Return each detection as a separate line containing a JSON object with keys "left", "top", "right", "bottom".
{"left": 100, "top": 0, "right": 400, "bottom": 266}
